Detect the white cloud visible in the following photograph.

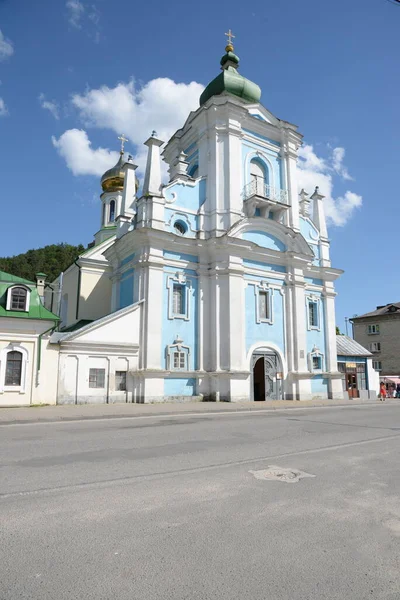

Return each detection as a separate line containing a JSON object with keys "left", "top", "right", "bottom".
{"left": 0, "top": 30, "right": 14, "bottom": 61}
{"left": 71, "top": 77, "right": 203, "bottom": 160}
{"left": 332, "top": 146, "right": 353, "bottom": 181}
{"left": 0, "top": 97, "right": 8, "bottom": 117}
{"left": 39, "top": 93, "right": 60, "bottom": 120}
{"left": 52, "top": 129, "right": 119, "bottom": 176}
{"left": 66, "top": 0, "right": 85, "bottom": 28}
{"left": 298, "top": 144, "right": 362, "bottom": 227}
{"left": 54, "top": 77, "right": 204, "bottom": 176}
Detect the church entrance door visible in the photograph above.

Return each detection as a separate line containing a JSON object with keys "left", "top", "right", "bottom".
{"left": 252, "top": 351, "right": 281, "bottom": 401}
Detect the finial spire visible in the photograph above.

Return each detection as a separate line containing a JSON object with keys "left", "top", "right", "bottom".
{"left": 224, "top": 28, "right": 235, "bottom": 52}
{"left": 118, "top": 134, "right": 128, "bottom": 154}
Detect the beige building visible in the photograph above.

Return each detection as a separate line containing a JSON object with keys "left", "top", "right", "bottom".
{"left": 351, "top": 303, "right": 400, "bottom": 376}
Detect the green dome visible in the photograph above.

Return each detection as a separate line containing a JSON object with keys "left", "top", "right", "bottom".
{"left": 200, "top": 49, "right": 261, "bottom": 106}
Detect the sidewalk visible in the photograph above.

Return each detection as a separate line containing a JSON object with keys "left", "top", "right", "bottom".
{"left": 1, "top": 397, "right": 397, "bottom": 425}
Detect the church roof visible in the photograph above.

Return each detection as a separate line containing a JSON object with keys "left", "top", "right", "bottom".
{"left": 200, "top": 42, "right": 261, "bottom": 106}
{"left": 0, "top": 270, "right": 59, "bottom": 322}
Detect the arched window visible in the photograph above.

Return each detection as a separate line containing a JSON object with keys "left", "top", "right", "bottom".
{"left": 10, "top": 287, "right": 28, "bottom": 311}
{"left": 109, "top": 200, "right": 116, "bottom": 223}
{"left": 250, "top": 159, "right": 267, "bottom": 196}
{"left": 5, "top": 351, "right": 22, "bottom": 386}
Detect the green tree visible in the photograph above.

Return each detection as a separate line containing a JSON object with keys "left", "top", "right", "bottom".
{"left": 0, "top": 243, "right": 85, "bottom": 282}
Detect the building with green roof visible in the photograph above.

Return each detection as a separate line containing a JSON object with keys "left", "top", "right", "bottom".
{"left": 0, "top": 270, "right": 59, "bottom": 406}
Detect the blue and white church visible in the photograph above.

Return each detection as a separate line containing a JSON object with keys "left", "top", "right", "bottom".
{"left": 46, "top": 37, "right": 345, "bottom": 404}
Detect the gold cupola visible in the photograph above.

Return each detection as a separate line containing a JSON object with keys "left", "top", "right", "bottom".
{"left": 100, "top": 151, "right": 125, "bottom": 193}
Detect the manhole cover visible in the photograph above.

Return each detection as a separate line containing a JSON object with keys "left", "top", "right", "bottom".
{"left": 249, "top": 465, "right": 315, "bottom": 483}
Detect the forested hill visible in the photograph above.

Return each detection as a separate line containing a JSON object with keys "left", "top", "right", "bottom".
{"left": 0, "top": 243, "right": 85, "bottom": 282}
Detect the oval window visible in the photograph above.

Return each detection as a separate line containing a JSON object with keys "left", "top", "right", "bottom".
{"left": 174, "top": 220, "right": 187, "bottom": 235}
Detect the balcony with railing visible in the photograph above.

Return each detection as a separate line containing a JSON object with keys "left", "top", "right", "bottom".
{"left": 242, "top": 178, "right": 290, "bottom": 220}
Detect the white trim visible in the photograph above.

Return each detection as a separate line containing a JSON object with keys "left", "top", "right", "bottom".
{"left": 166, "top": 273, "right": 192, "bottom": 321}
{"left": 251, "top": 280, "right": 273, "bottom": 325}
{"left": 6, "top": 285, "right": 31, "bottom": 312}
{"left": 0, "top": 343, "right": 29, "bottom": 394}
{"left": 308, "top": 346, "right": 325, "bottom": 373}
{"left": 246, "top": 342, "right": 287, "bottom": 379}
{"left": 165, "top": 337, "right": 191, "bottom": 371}
{"left": 306, "top": 294, "right": 321, "bottom": 331}
{"left": 244, "top": 150, "right": 276, "bottom": 190}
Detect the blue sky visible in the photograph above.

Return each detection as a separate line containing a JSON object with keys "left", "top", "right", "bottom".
{"left": 0, "top": 0, "right": 398, "bottom": 331}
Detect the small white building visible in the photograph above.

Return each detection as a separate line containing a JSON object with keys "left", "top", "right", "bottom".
{"left": 0, "top": 271, "right": 59, "bottom": 406}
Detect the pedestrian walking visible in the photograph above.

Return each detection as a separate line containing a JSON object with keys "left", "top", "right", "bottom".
{"left": 380, "top": 382, "right": 387, "bottom": 401}
{"left": 396, "top": 383, "right": 400, "bottom": 398}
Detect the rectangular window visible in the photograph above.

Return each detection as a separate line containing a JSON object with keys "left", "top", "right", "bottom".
{"left": 89, "top": 368, "right": 105, "bottom": 388}
{"left": 308, "top": 301, "right": 319, "bottom": 328}
{"left": 115, "top": 371, "right": 127, "bottom": 391}
{"left": 372, "top": 361, "right": 382, "bottom": 371}
{"left": 368, "top": 324, "right": 380, "bottom": 335}
{"left": 312, "top": 356, "right": 322, "bottom": 370}
{"left": 172, "top": 284, "right": 185, "bottom": 315}
{"left": 258, "top": 291, "right": 269, "bottom": 320}
{"left": 369, "top": 342, "right": 381, "bottom": 352}
{"left": 173, "top": 351, "right": 186, "bottom": 370}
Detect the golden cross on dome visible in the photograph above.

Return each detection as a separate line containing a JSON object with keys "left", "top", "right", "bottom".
{"left": 118, "top": 134, "right": 128, "bottom": 153}
{"left": 225, "top": 29, "right": 235, "bottom": 47}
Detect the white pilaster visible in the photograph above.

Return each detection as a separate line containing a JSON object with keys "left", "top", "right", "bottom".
{"left": 143, "top": 133, "right": 164, "bottom": 197}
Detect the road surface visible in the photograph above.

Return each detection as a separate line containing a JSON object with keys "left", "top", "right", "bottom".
{"left": 1, "top": 404, "right": 400, "bottom": 599}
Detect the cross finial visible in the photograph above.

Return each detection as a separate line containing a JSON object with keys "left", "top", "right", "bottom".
{"left": 224, "top": 29, "right": 235, "bottom": 50}
{"left": 118, "top": 134, "right": 128, "bottom": 153}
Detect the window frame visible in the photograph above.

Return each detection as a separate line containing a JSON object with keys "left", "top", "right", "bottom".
{"left": 88, "top": 368, "right": 106, "bottom": 389}
{"left": 372, "top": 361, "right": 382, "bottom": 371}
{"left": 308, "top": 346, "right": 324, "bottom": 373}
{"left": 5, "top": 351, "right": 23, "bottom": 386}
{"left": 368, "top": 324, "right": 380, "bottom": 335}
{"left": 254, "top": 282, "right": 274, "bottom": 325}
{"left": 167, "top": 274, "right": 192, "bottom": 321}
{"left": 6, "top": 285, "right": 30, "bottom": 312}
{"left": 109, "top": 199, "right": 116, "bottom": 223}
{"left": 306, "top": 295, "right": 321, "bottom": 331}
{"left": 166, "top": 339, "right": 190, "bottom": 371}
{"left": 369, "top": 342, "right": 381, "bottom": 353}
{"left": 0, "top": 344, "right": 29, "bottom": 393}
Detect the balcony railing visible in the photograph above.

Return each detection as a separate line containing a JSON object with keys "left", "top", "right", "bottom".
{"left": 242, "top": 180, "right": 288, "bottom": 205}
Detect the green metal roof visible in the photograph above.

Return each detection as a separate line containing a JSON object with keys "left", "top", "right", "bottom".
{"left": 200, "top": 49, "right": 261, "bottom": 106}
{"left": 0, "top": 270, "right": 59, "bottom": 321}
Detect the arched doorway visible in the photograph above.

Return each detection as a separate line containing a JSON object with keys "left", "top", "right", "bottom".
{"left": 251, "top": 351, "right": 282, "bottom": 401}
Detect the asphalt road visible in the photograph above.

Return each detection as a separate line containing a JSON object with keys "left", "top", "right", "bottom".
{"left": 1, "top": 404, "right": 400, "bottom": 600}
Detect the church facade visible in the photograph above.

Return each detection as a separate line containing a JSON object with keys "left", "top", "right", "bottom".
{"left": 43, "top": 39, "right": 345, "bottom": 404}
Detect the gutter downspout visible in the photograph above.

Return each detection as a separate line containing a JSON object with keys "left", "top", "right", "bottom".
{"left": 74, "top": 260, "right": 81, "bottom": 322}
{"left": 36, "top": 323, "right": 58, "bottom": 386}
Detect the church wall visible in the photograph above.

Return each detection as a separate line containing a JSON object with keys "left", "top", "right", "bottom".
{"left": 119, "top": 268, "right": 134, "bottom": 309}
{"left": 242, "top": 137, "right": 283, "bottom": 191}
{"left": 161, "top": 266, "right": 198, "bottom": 379}
{"left": 79, "top": 269, "right": 112, "bottom": 322}
{"left": 163, "top": 178, "right": 206, "bottom": 211}
{"left": 244, "top": 276, "right": 285, "bottom": 356}
{"left": 310, "top": 376, "right": 329, "bottom": 396}
{"left": 164, "top": 377, "right": 195, "bottom": 397}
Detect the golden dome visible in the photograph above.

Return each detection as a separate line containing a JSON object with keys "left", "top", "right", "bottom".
{"left": 101, "top": 152, "right": 125, "bottom": 192}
